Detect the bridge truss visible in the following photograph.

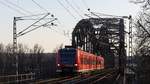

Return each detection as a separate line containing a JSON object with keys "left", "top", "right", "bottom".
{"left": 72, "top": 17, "right": 130, "bottom": 83}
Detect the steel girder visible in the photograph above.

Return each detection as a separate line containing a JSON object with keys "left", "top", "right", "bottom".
{"left": 72, "top": 18, "right": 126, "bottom": 69}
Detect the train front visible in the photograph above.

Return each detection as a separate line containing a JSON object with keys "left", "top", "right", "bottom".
{"left": 56, "top": 48, "right": 78, "bottom": 74}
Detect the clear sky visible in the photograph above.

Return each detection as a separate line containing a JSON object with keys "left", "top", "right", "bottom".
{"left": 0, "top": 0, "right": 140, "bottom": 52}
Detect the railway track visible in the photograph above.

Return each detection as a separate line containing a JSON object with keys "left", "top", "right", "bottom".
{"left": 72, "top": 68, "right": 118, "bottom": 84}
{"left": 36, "top": 68, "right": 118, "bottom": 84}
{"left": 35, "top": 76, "right": 69, "bottom": 84}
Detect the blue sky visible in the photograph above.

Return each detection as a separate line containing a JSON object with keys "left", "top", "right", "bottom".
{"left": 0, "top": 0, "right": 140, "bottom": 52}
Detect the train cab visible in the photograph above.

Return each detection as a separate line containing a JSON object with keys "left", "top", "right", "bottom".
{"left": 56, "top": 47, "right": 78, "bottom": 73}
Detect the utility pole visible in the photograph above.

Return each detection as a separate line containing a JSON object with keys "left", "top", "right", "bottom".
{"left": 13, "top": 17, "right": 18, "bottom": 82}
{"left": 12, "top": 13, "right": 57, "bottom": 83}
{"left": 129, "top": 15, "right": 132, "bottom": 59}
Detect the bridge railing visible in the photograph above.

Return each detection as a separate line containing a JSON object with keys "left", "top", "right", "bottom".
{"left": 0, "top": 73, "right": 35, "bottom": 83}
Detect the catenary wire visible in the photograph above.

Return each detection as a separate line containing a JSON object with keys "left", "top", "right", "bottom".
{"left": 71, "top": 0, "right": 85, "bottom": 16}
{"left": 65, "top": 0, "right": 84, "bottom": 18}
{"left": 57, "top": 0, "right": 77, "bottom": 20}
{"left": 81, "top": 0, "right": 89, "bottom": 10}
{"left": 5, "top": 0, "right": 33, "bottom": 14}
{"left": 0, "top": 1, "right": 26, "bottom": 15}
{"left": 32, "top": 0, "right": 49, "bottom": 13}
{"left": 31, "top": 0, "right": 70, "bottom": 38}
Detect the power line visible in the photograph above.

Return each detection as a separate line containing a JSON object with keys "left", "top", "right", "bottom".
{"left": 32, "top": 0, "right": 49, "bottom": 13}
{"left": 28, "top": 0, "right": 72, "bottom": 39}
{"left": 0, "top": 1, "right": 26, "bottom": 15}
{"left": 1, "top": 0, "right": 66, "bottom": 39}
{"left": 28, "top": 0, "right": 70, "bottom": 39}
{"left": 31, "top": 0, "right": 56, "bottom": 26}
{"left": 18, "top": 13, "right": 50, "bottom": 35}
{"left": 46, "top": 26, "right": 71, "bottom": 40}
{"left": 2, "top": 1, "right": 59, "bottom": 38}
{"left": 71, "top": 0, "right": 85, "bottom": 16}
{"left": 57, "top": 0, "right": 77, "bottom": 20}
{"left": 5, "top": 0, "right": 54, "bottom": 19}
{"left": 19, "top": 13, "right": 51, "bottom": 18}
{"left": 5, "top": 0, "right": 59, "bottom": 35}
{"left": 31, "top": 0, "right": 68, "bottom": 37}
{"left": 31, "top": 0, "right": 67, "bottom": 34}
{"left": 65, "top": 0, "right": 84, "bottom": 18}
{"left": 93, "top": 12, "right": 120, "bottom": 17}
{"left": 81, "top": 0, "right": 89, "bottom": 10}
{"left": 3, "top": 0, "right": 47, "bottom": 19}
{"left": 71, "top": 0, "right": 81, "bottom": 10}
{"left": 4, "top": 0, "right": 48, "bottom": 21}
{"left": 3, "top": 0, "right": 56, "bottom": 34}
{"left": 5, "top": 0, "right": 33, "bottom": 14}
{"left": 2, "top": 0, "right": 70, "bottom": 39}
{"left": 17, "top": 18, "right": 57, "bottom": 37}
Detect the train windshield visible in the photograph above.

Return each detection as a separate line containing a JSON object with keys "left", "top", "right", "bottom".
{"left": 59, "top": 48, "right": 76, "bottom": 65}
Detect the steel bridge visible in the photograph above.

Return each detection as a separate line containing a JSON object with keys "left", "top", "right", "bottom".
{"left": 72, "top": 17, "right": 132, "bottom": 84}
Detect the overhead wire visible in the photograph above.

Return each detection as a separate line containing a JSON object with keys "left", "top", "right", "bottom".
{"left": 71, "top": 0, "right": 85, "bottom": 16}
{"left": 3, "top": 0, "right": 55, "bottom": 37}
{"left": 4, "top": 0, "right": 51, "bottom": 19}
{"left": 31, "top": 0, "right": 65, "bottom": 27}
{"left": 32, "top": 0, "right": 72, "bottom": 38}
{"left": 2, "top": 0, "right": 71, "bottom": 39}
{"left": 31, "top": 0, "right": 71, "bottom": 38}
{"left": 1, "top": 1, "right": 51, "bottom": 37}
{"left": 31, "top": 0, "right": 56, "bottom": 25}
{"left": 81, "top": 0, "right": 89, "bottom": 10}
{"left": 65, "top": 0, "right": 84, "bottom": 18}
{"left": 46, "top": 26, "right": 71, "bottom": 41}
{"left": 56, "top": 0, "right": 78, "bottom": 39}
{"left": 0, "top": 0, "right": 26, "bottom": 15}
{"left": 18, "top": 13, "right": 50, "bottom": 35}
{"left": 2, "top": 0, "right": 62, "bottom": 40}
{"left": 18, "top": 13, "right": 50, "bottom": 18}
{"left": 31, "top": 0, "right": 49, "bottom": 13}
{"left": 93, "top": 12, "right": 121, "bottom": 18}
{"left": 17, "top": 13, "right": 54, "bottom": 37}
{"left": 8, "top": 0, "right": 57, "bottom": 35}
{"left": 57, "top": 0, "right": 77, "bottom": 20}
{"left": 55, "top": 0, "right": 78, "bottom": 39}
{"left": 17, "top": 18, "right": 57, "bottom": 37}
{"left": 5, "top": 0, "right": 33, "bottom": 14}
{"left": 31, "top": 0, "right": 64, "bottom": 31}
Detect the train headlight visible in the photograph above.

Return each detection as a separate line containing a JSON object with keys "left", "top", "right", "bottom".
{"left": 74, "top": 64, "right": 78, "bottom": 66}
{"left": 57, "top": 64, "right": 60, "bottom": 66}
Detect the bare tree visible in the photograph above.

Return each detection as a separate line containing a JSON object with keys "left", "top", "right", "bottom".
{"left": 5, "top": 44, "right": 13, "bottom": 53}
{"left": 0, "top": 43, "right": 4, "bottom": 53}
{"left": 31, "top": 44, "right": 44, "bottom": 53}
{"left": 131, "top": 0, "right": 150, "bottom": 53}
{"left": 52, "top": 43, "right": 63, "bottom": 53}
{"left": 17, "top": 43, "right": 30, "bottom": 53}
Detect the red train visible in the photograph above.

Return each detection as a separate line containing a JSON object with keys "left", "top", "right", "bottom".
{"left": 56, "top": 47, "right": 104, "bottom": 74}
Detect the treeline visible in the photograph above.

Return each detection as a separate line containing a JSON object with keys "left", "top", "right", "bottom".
{"left": 0, "top": 43, "right": 44, "bottom": 54}
{"left": 0, "top": 43, "right": 56, "bottom": 79}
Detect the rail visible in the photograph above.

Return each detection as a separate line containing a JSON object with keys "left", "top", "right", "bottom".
{"left": 35, "top": 68, "right": 118, "bottom": 84}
